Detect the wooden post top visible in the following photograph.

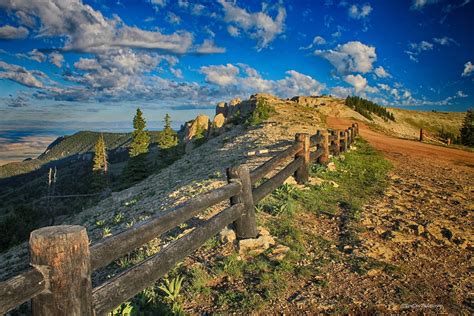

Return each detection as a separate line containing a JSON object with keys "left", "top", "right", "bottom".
{"left": 31, "top": 225, "right": 86, "bottom": 239}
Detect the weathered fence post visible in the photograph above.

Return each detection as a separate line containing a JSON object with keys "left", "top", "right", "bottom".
{"left": 30, "top": 225, "right": 93, "bottom": 316}
{"left": 294, "top": 133, "right": 310, "bottom": 184}
{"left": 226, "top": 165, "right": 258, "bottom": 239}
{"left": 347, "top": 128, "right": 352, "bottom": 148}
{"left": 318, "top": 130, "right": 329, "bottom": 164}
{"left": 333, "top": 130, "right": 340, "bottom": 156}
{"left": 419, "top": 129, "right": 424, "bottom": 142}
{"left": 339, "top": 130, "right": 346, "bottom": 152}
{"left": 352, "top": 123, "right": 357, "bottom": 137}
{"left": 350, "top": 126, "right": 355, "bottom": 142}
{"left": 344, "top": 129, "right": 349, "bottom": 150}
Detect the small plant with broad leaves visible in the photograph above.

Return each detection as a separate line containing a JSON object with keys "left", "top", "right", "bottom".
{"left": 158, "top": 276, "right": 185, "bottom": 315}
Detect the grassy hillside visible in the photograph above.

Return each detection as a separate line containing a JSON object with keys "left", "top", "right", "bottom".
{"left": 0, "top": 131, "right": 162, "bottom": 179}
{"left": 388, "top": 108, "right": 465, "bottom": 137}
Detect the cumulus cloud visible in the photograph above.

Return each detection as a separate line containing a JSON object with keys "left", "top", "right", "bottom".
{"left": 462, "top": 61, "right": 473, "bottom": 77}
{"left": 227, "top": 25, "right": 240, "bottom": 37}
{"left": 166, "top": 12, "right": 181, "bottom": 24}
{"left": 348, "top": 3, "right": 372, "bottom": 19}
{"left": 0, "top": 0, "right": 194, "bottom": 54}
{"left": 405, "top": 40, "right": 433, "bottom": 62}
{"left": 344, "top": 74, "right": 367, "bottom": 93}
{"left": 331, "top": 86, "right": 353, "bottom": 98}
{"left": 315, "top": 41, "right": 377, "bottom": 74}
{"left": 457, "top": 90, "right": 467, "bottom": 97}
{"left": 299, "top": 35, "right": 326, "bottom": 50}
{"left": 0, "top": 24, "right": 29, "bottom": 39}
{"left": 16, "top": 49, "right": 46, "bottom": 62}
{"left": 374, "top": 66, "right": 390, "bottom": 78}
{"left": 411, "top": 0, "right": 439, "bottom": 10}
{"left": 200, "top": 63, "right": 325, "bottom": 97}
{"left": 217, "top": 0, "right": 286, "bottom": 50}
{"left": 0, "top": 61, "right": 45, "bottom": 88}
{"left": 200, "top": 64, "right": 240, "bottom": 86}
{"left": 48, "top": 52, "right": 64, "bottom": 67}
{"left": 195, "top": 39, "right": 226, "bottom": 54}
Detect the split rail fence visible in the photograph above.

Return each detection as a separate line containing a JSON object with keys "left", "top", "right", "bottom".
{"left": 0, "top": 123, "right": 359, "bottom": 315}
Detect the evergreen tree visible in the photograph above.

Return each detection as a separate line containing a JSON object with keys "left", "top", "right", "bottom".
{"left": 460, "top": 109, "right": 474, "bottom": 147}
{"left": 158, "top": 113, "right": 178, "bottom": 149}
{"left": 129, "top": 108, "right": 150, "bottom": 157}
{"left": 92, "top": 133, "right": 108, "bottom": 189}
{"left": 122, "top": 108, "right": 150, "bottom": 186}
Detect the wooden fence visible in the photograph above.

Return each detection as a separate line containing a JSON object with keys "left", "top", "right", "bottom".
{"left": 0, "top": 123, "right": 359, "bottom": 315}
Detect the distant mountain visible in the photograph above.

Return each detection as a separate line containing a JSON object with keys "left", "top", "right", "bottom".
{"left": 0, "top": 130, "right": 162, "bottom": 179}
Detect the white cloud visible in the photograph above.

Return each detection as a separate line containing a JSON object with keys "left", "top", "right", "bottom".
{"left": 200, "top": 63, "right": 325, "bottom": 97}
{"left": 149, "top": 0, "right": 166, "bottom": 10}
{"left": 0, "top": 0, "right": 194, "bottom": 54}
{"left": 0, "top": 24, "right": 29, "bottom": 39}
{"left": 348, "top": 4, "right": 372, "bottom": 19}
{"left": 377, "top": 83, "right": 390, "bottom": 91}
{"left": 200, "top": 64, "right": 240, "bottom": 86}
{"left": 16, "top": 49, "right": 46, "bottom": 62}
{"left": 170, "top": 67, "right": 183, "bottom": 79}
{"left": 274, "top": 70, "right": 326, "bottom": 97}
{"left": 331, "top": 86, "right": 353, "bottom": 98}
{"left": 0, "top": 61, "right": 45, "bottom": 88}
{"left": 406, "top": 40, "right": 434, "bottom": 62}
{"left": 457, "top": 90, "right": 467, "bottom": 97}
{"left": 344, "top": 74, "right": 367, "bottom": 93}
{"left": 411, "top": 0, "right": 439, "bottom": 10}
{"left": 217, "top": 0, "right": 286, "bottom": 50}
{"left": 462, "top": 61, "right": 473, "bottom": 77}
{"left": 48, "top": 52, "right": 64, "bottom": 67}
{"left": 227, "top": 25, "right": 240, "bottom": 37}
{"left": 195, "top": 39, "right": 226, "bottom": 54}
{"left": 374, "top": 66, "right": 390, "bottom": 78}
{"left": 166, "top": 12, "right": 181, "bottom": 25}
{"left": 433, "top": 36, "right": 457, "bottom": 46}
{"left": 315, "top": 41, "right": 377, "bottom": 74}
{"left": 299, "top": 35, "right": 326, "bottom": 50}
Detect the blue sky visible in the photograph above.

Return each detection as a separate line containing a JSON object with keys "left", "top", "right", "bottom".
{"left": 0, "top": 0, "right": 473, "bottom": 137}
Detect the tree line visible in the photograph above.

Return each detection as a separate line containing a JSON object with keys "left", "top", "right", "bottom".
{"left": 345, "top": 96, "right": 396, "bottom": 121}
{"left": 93, "top": 109, "right": 180, "bottom": 190}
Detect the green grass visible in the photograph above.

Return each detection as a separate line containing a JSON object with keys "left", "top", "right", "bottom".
{"left": 110, "top": 137, "right": 392, "bottom": 314}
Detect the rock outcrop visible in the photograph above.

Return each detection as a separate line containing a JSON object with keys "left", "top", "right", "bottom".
{"left": 183, "top": 114, "right": 210, "bottom": 142}
{"left": 291, "top": 96, "right": 323, "bottom": 107}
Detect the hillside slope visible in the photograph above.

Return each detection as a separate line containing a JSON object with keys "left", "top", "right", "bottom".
{"left": 1, "top": 94, "right": 470, "bottom": 314}
{"left": 0, "top": 131, "right": 163, "bottom": 179}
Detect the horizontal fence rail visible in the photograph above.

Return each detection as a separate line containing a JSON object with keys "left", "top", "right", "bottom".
{"left": 90, "top": 181, "right": 242, "bottom": 270}
{"left": 0, "top": 122, "right": 359, "bottom": 315}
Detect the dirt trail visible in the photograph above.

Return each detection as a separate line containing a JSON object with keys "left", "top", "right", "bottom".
{"left": 323, "top": 116, "right": 474, "bottom": 313}
{"left": 327, "top": 117, "right": 474, "bottom": 168}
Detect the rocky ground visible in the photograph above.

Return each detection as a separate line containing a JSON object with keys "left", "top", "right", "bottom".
{"left": 1, "top": 94, "right": 472, "bottom": 314}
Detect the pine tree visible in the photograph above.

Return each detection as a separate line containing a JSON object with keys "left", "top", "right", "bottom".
{"left": 460, "top": 109, "right": 474, "bottom": 147}
{"left": 129, "top": 108, "right": 150, "bottom": 157}
{"left": 122, "top": 108, "right": 150, "bottom": 186}
{"left": 158, "top": 113, "right": 178, "bottom": 149}
{"left": 92, "top": 133, "right": 108, "bottom": 190}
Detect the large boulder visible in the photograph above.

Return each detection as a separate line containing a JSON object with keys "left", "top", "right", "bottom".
{"left": 213, "top": 113, "right": 226, "bottom": 129}
{"left": 216, "top": 102, "right": 227, "bottom": 116}
{"left": 183, "top": 114, "right": 210, "bottom": 142}
{"left": 226, "top": 97, "right": 242, "bottom": 119}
